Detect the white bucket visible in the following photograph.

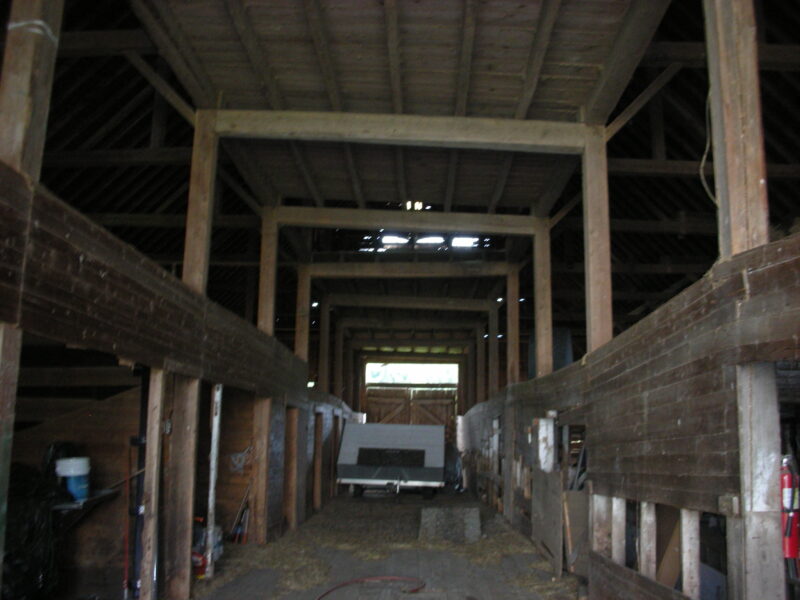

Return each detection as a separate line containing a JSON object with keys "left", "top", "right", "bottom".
{"left": 56, "top": 457, "right": 90, "bottom": 501}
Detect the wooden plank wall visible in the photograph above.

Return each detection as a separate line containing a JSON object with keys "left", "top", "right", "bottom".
{"left": 0, "top": 161, "right": 306, "bottom": 398}
{"left": 589, "top": 552, "right": 690, "bottom": 600}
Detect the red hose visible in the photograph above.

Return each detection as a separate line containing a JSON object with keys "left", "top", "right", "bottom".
{"left": 315, "top": 576, "right": 425, "bottom": 599}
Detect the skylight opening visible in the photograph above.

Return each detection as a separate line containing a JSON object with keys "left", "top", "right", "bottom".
{"left": 417, "top": 236, "right": 445, "bottom": 245}
{"left": 365, "top": 362, "right": 458, "bottom": 385}
{"left": 452, "top": 236, "right": 479, "bottom": 248}
{"left": 382, "top": 235, "right": 410, "bottom": 245}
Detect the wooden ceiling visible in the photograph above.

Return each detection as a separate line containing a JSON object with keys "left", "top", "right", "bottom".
{"left": 23, "top": 0, "right": 800, "bottom": 356}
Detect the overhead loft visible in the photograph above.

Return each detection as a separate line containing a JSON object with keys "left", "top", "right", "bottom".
{"left": 0, "top": 0, "right": 798, "bottom": 599}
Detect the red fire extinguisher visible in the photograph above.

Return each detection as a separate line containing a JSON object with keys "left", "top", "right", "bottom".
{"left": 782, "top": 455, "right": 799, "bottom": 559}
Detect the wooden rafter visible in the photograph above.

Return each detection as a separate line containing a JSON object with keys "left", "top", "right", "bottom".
{"left": 644, "top": 41, "right": 800, "bottom": 72}
{"left": 383, "top": 0, "right": 408, "bottom": 206}
{"left": 326, "top": 293, "right": 493, "bottom": 312}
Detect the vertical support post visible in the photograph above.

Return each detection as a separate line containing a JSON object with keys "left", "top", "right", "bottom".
{"left": 591, "top": 493, "right": 611, "bottom": 557}
{"left": 506, "top": 268, "right": 520, "bottom": 384}
{"left": 0, "top": 0, "right": 64, "bottom": 179}
{"left": 182, "top": 110, "right": 218, "bottom": 294}
{"left": 703, "top": 0, "right": 769, "bottom": 258}
{"left": 334, "top": 322, "right": 344, "bottom": 400}
{"left": 294, "top": 264, "right": 311, "bottom": 361}
{"left": 727, "top": 363, "right": 783, "bottom": 599}
{"left": 0, "top": 324, "right": 22, "bottom": 593}
{"left": 639, "top": 501, "right": 657, "bottom": 579}
{"left": 140, "top": 369, "right": 166, "bottom": 600}
{"left": 345, "top": 341, "right": 355, "bottom": 409}
{"left": 582, "top": 126, "right": 613, "bottom": 352}
{"left": 488, "top": 307, "right": 499, "bottom": 395}
{"left": 502, "top": 393, "right": 515, "bottom": 518}
{"left": 331, "top": 414, "right": 341, "bottom": 497}
{"left": 611, "top": 496, "right": 626, "bottom": 565}
{"left": 318, "top": 298, "right": 331, "bottom": 393}
{"left": 680, "top": 508, "right": 700, "bottom": 600}
{"left": 533, "top": 218, "right": 553, "bottom": 377}
{"left": 283, "top": 407, "right": 299, "bottom": 531}
{"left": 250, "top": 396, "right": 271, "bottom": 544}
{"left": 475, "top": 326, "right": 486, "bottom": 404}
{"left": 466, "top": 342, "right": 475, "bottom": 412}
{"left": 163, "top": 376, "right": 200, "bottom": 600}
{"left": 257, "top": 208, "right": 278, "bottom": 335}
{"left": 204, "top": 384, "right": 223, "bottom": 578}
{"left": 313, "top": 412, "right": 323, "bottom": 510}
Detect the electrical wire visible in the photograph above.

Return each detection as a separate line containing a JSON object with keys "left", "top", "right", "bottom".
{"left": 315, "top": 576, "right": 426, "bottom": 599}
{"left": 700, "top": 88, "right": 717, "bottom": 206}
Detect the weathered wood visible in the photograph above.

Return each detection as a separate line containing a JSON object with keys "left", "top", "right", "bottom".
{"left": 163, "top": 376, "right": 200, "bottom": 600}
{"left": 250, "top": 396, "right": 271, "bottom": 544}
{"left": 294, "top": 264, "right": 311, "bottom": 361}
{"left": 0, "top": 324, "right": 21, "bottom": 593}
{"left": 0, "top": 0, "right": 64, "bottom": 179}
{"left": 257, "top": 209, "right": 278, "bottom": 335}
{"left": 679, "top": 509, "right": 700, "bottom": 599}
{"left": 308, "top": 261, "right": 516, "bottom": 279}
{"left": 639, "top": 502, "right": 657, "bottom": 579}
{"left": 703, "top": 0, "right": 769, "bottom": 258}
{"left": 605, "top": 64, "right": 682, "bottom": 140}
{"left": 475, "top": 328, "right": 486, "bottom": 404}
{"left": 140, "top": 369, "right": 165, "bottom": 600}
{"left": 183, "top": 110, "right": 218, "bottom": 294}
{"left": 124, "top": 51, "right": 194, "bottom": 124}
{"left": 644, "top": 41, "right": 800, "bottom": 72}
{"left": 327, "top": 293, "right": 492, "bottom": 313}
{"left": 214, "top": 110, "right": 587, "bottom": 154}
{"left": 608, "top": 157, "right": 800, "bottom": 179}
{"left": 534, "top": 218, "right": 553, "bottom": 377}
{"left": 313, "top": 412, "right": 323, "bottom": 510}
{"left": 530, "top": 466, "right": 563, "bottom": 577}
{"left": 318, "top": 299, "right": 331, "bottom": 393}
{"left": 275, "top": 205, "right": 538, "bottom": 237}
{"left": 589, "top": 551, "right": 690, "bottom": 600}
{"left": 283, "top": 407, "right": 299, "bottom": 531}
{"left": 591, "top": 494, "right": 611, "bottom": 557}
{"left": 0, "top": 166, "right": 32, "bottom": 324}
{"left": 18, "top": 366, "right": 139, "bottom": 387}
{"left": 488, "top": 307, "right": 499, "bottom": 395}
{"left": 204, "top": 384, "right": 223, "bottom": 578}
{"left": 611, "top": 497, "right": 626, "bottom": 565}
{"left": 506, "top": 269, "right": 520, "bottom": 384}
{"left": 582, "top": 127, "right": 613, "bottom": 352}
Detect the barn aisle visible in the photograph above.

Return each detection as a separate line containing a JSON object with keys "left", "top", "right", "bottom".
{"left": 193, "top": 491, "right": 580, "bottom": 599}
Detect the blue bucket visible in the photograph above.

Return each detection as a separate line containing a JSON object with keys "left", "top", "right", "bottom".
{"left": 56, "top": 457, "right": 90, "bottom": 501}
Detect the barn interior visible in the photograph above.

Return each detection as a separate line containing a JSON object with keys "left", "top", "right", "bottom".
{"left": 0, "top": 0, "right": 798, "bottom": 599}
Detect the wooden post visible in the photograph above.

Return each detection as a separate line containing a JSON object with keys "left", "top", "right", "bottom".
{"left": 163, "top": 376, "right": 200, "bottom": 600}
{"left": 506, "top": 269, "right": 520, "bottom": 384}
{"left": 345, "top": 340, "right": 356, "bottom": 409}
{"left": 313, "top": 412, "right": 323, "bottom": 510}
{"left": 680, "top": 509, "right": 700, "bottom": 600}
{"left": 331, "top": 414, "right": 341, "bottom": 497}
{"left": 582, "top": 126, "right": 613, "bottom": 352}
{"left": 591, "top": 493, "right": 611, "bottom": 557}
{"left": 488, "top": 307, "right": 499, "bottom": 395}
{"left": 139, "top": 369, "right": 166, "bottom": 600}
{"left": 283, "top": 407, "right": 299, "bottom": 530}
{"left": 703, "top": 0, "right": 769, "bottom": 259}
{"left": 250, "top": 396, "right": 271, "bottom": 544}
{"left": 639, "top": 501, "right": 657, "bottom": 579}
{"left": 294, "top": 264, "right": 311, "bottom": 361}
{"left": 0, "top": 0, "right": 64, "bottom": 179}
{"left": 318, "top": 298, "right": 331, "bottom": 393}
{"left": 611, "top": 496, "right": 626, "bottom": 565}
{"left": 533, "top": 218, "right": 553, "bottom": 376}
{"left": 257, "top": 208, "right": 278, "bottom": 334}
{"left": 466, "top": 342, "right": 475, "bottom": 412}
{"left": 475, "top": 327, "right": 486, "bottom": 404}
{"left": 727, "top": 363, "right": 783, "bottom": 599}
{"left": 0, "top": 324, "right": 21, "bottom": 593}
{"left": 204, "top": 384, "right": 223, "bottom": 578}
{"left": 334, "top": 321, "right": 344, "bottom": 399}
{"left": 183, "top": 110, "right": 218, "bottom": 294}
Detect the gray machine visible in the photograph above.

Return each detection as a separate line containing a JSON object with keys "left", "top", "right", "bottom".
{"left": 337, "top": 423, "right": 445, "bottom": 494}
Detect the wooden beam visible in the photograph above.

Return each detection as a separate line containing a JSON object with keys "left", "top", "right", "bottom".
{"left": 591, "top": 493, "right": 612, "bottom": 557}
{"left": 548, "top": 193, "right": 580, "bottom": 230}
{"left": 58, "top": 29, "right": 156, "bottom": 57}
{"left": 294, "top": 264, "right": 312, "bottom": 361}
{"left": 257, "top": 209, "right": 278, "bottom": 335}
{"left": 533, "top": 218, "right": 553, "bottom": 377}
{"left": 605, "top": 63, "right": 682, "bottom": 140}
{"left": 182, "top": 110, "right": 219, "bottom": 294}
{"left": 283, "top": 407, "right": 299, "bottom": 530}
{"left": 274, "top": 205, "right": 539, "bottom": 236}
{"left": 318, "top": 298, "right": 331, "bottom": 393}
{"left": 680, "top": 509, "right": 700, "bottom": 600}
{"left": 214, "top": 110, "right": 587, "bottom": 154}
{"left": 488, "top": 307, "right": 499, "bottom": 395}
{"left": 163, "top": 376, "right": 200, "bottom": 600}
{"left": 582, "top": 127, "right": 613, "bottom": 352}
{"left": 123, "top": 51, "right": 194, "bottom": 124}
{"left": 140, "top": 369, "right": 165, "bottom": 600}
{"left": 454, "top": 0, "right": 478, "bottom": 117}
{"left": 475, "top": 327, "right": 486, "bottom": 403}
{"left": 18, "top": 366, "right": 139, "bottom": 387}
{"left": 487, "top": 155, "right": 513, "bottom": 213}
{"left": 88, "top": 213, "right": 257, "bottom": 229}
{"left": 341, "top": 318, "right": 481, "bottom": 332}
{"left": 350, "top": 337, "right": 471, "bottom": 350}
{"left": 0, "top": 324, "right": 21, "bottom": 593}
{"left": 204, "top": 384, "right": 222, "bottom": 578}
{"left": 639, "top": 501, "right": 657, "bottom": 579}
{"left": 703, "top": 0, "right": 769, "bottom": 258}
{"left": 0, "top": 0, "right": 64, "bottom": 179}
{"left": 644, "top": 41, "right": 800, "bottom": 72}
{"left": 308, "top": 261, "right": 516, "bottom": 279}
{"left": 250, "top": 396, "right": 271, "bottom": 544}
{"left": 559, "top": 215, "right": 718, "bottom": 236}
{"left": 506, "top": 269, "right": 520, "bottom": 384}
{"left": 326, "top": 293, "right": 493, "bottom": 313}
{"left": 584, "top": 1, "right": 671, "bottom": 124}
{"left": 611, "top": 496, "right": 626, "bottom": 565}
{"left": 608, "top": 157, "right": 800, "bottom": 179}
{"left": 533, "top": 158, "right": 579, "bottom": 218}
{"left": 312, "top": 412, "right": 323, "bottom": 510}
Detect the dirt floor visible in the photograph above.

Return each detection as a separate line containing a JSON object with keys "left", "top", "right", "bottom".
{"left": 193, "top": 489, "right": 582, "bottom": 599}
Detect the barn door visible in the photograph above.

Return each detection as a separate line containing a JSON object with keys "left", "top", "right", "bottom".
{"left": 409, "top": 388, "right": 456, "bottom": 441}
{"left": 364, "top": 386, "right": 411, "bottom": 424}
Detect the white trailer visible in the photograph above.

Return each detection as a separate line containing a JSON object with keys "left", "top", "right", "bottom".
{"left": 337, "top": 423, "right": 445, "bottom": 495}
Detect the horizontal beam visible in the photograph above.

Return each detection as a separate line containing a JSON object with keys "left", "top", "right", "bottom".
{"left": 559, "top": 216, "right": 717, "bottom": 235}
{"left": 553, "top": 262, "right": 710, "bottom": 275}
{"left": 89, "top": 214, "right": 258, "bottom": 229}
{"left": 58, "top": 29, "right": 157, "bottom": 57}
{"left": 309, "top": 261, "right": 517, "bottom": 279}
{"left": 608, "top": 158, "right": 800, "bottom": 179}
{"left": 275, "top": 205, "right": 536, "bottom": 236}
{"left": 213, "top": 109, "right": 587, "bottom": 154}
{"left": 644, "top": 41, "right": 800, "bottom": 71}
{"left": 340, "top": 317, "right": 481, "bottom": 331}
{"left": 350, "top": 337, "right": 471, "bottom": 350}
{"left": 18, "top": 367, "right": 140, "bottom": 388}
{"left": 327, "top": 293, "right": 494, "bottom": 312}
